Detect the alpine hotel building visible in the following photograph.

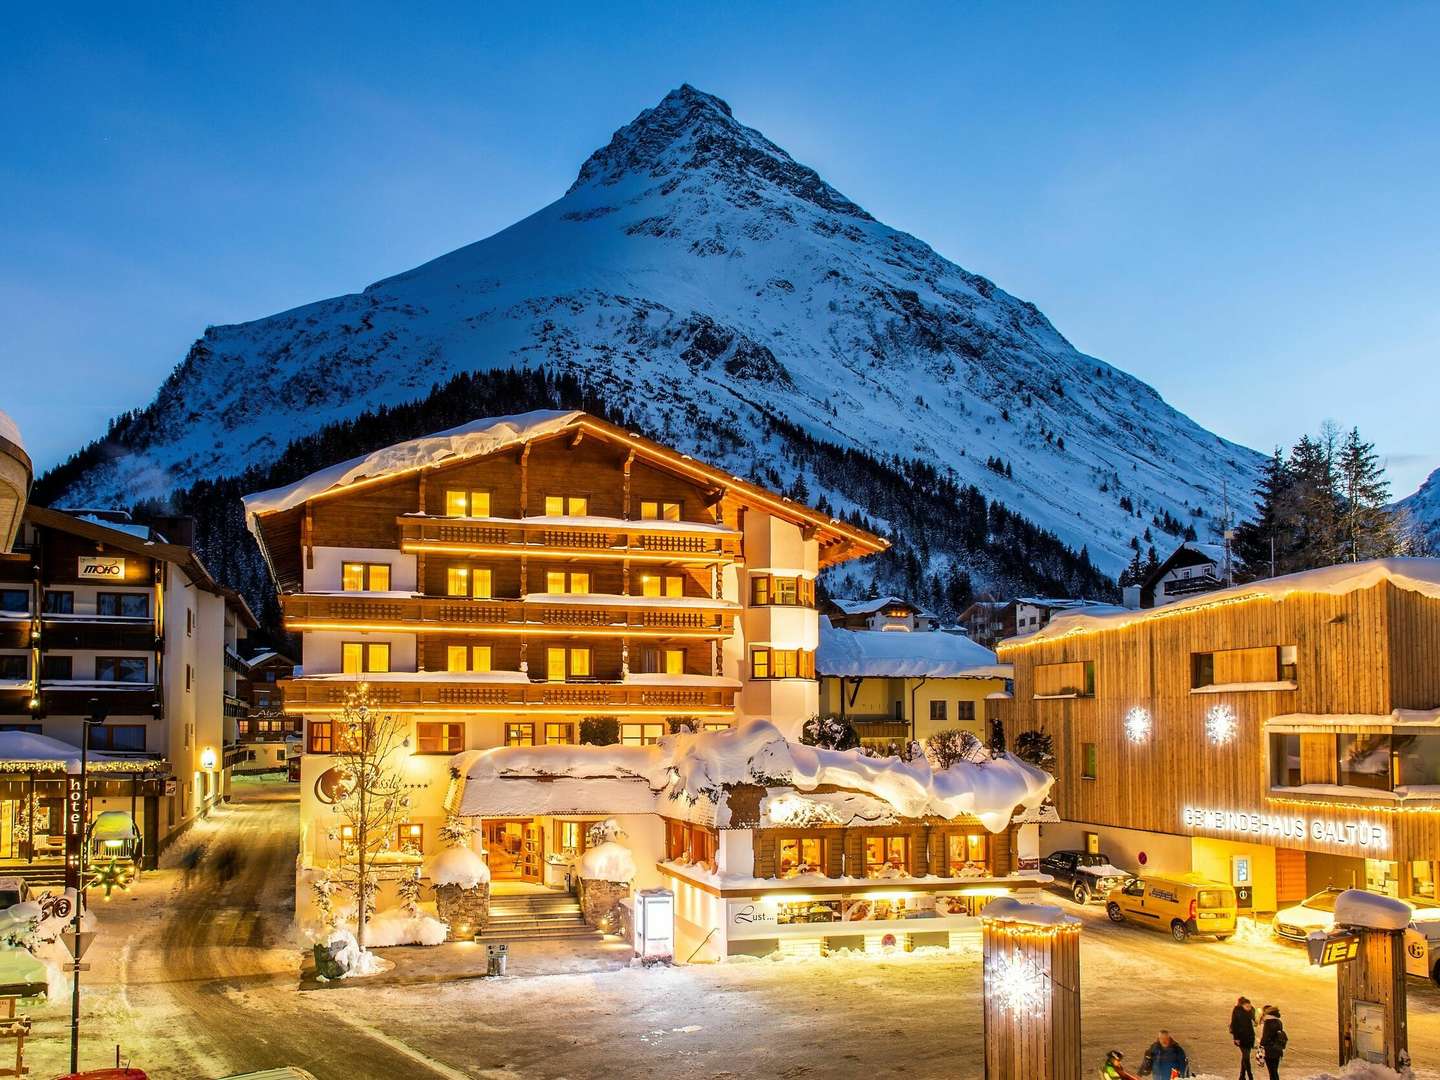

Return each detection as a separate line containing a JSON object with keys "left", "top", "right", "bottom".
{"left": 243, "top": 411, "right": 889, "bottom": 891}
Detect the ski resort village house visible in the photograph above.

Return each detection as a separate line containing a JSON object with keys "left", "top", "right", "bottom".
{"left": 1126, "top": 540, "right": 1230, "bottom": 610}
{"left": 242, "top": 411, "right": 1058, "bottom": 957}
{"left": 0, "top": 505, "right": 257, "bottom": 872}
{"left": 997, "top": 559, "right": 1440, "bottom": 916}
{"left": 821, "top": 595, "right": 937, "bottom": 633}
{"left": 816, "top": 618, "right": 1011, "bottom": 750}
{"left": 235, "top": 649, "right": 299, "bottom": 773}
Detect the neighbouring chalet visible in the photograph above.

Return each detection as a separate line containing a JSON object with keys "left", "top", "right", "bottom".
{"left": 958, "top": 595, "right": 1127, "bottom": 648}
{"left": 998, "top": 558, "right": 1440, "bottom": 915}
{"left": 0, "top": 506, "right": 257, "bottom": 872}
{"left": 817, "top": 619, "right": 1011, "bottom": 749}
{"left": 235, "top": 649, "right": 300, "bottom": 773}
{"left": 822, "top": 596, "right": 936, "bottom": 633}
{"left": 1129, "top": 540, "right": 1230, "bottom": 609}
{"left": 441, "top": 720, "right": 1054, "bottom": 960}
{"left": 242, "top": 410, "right": 892, "bottom": 918}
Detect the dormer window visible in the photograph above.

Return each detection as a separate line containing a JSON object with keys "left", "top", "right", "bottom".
{"left": 444, "top": 490, "right": 491, "bottom": 517}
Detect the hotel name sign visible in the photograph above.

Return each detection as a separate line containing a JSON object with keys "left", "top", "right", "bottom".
{"left": 1182, "top": 806, "right": 1388, "bottom": 852}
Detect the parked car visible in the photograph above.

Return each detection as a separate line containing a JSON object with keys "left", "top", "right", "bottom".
{"left": 1039, "top": 850, "right": 1128, "bottom": 904}
{"left": 1405, "top": 911, "right": 1440, "bottom": 986}
{"left": 1272, "top": 887, "right": 1440, "bottom": 941}
{"left": 1105, "top": 873, "right": 1237, "bottom": 942}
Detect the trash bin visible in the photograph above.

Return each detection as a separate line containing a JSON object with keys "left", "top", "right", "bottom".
{"left": 486, "top": 942, "right": 508, "bottom": 976}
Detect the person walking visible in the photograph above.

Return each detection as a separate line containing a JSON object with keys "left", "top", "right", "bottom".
{"left": 1140, "top": 1030, "right": 1189, "bottom": 1078}
{"left": 1259, "top": 1005, "right": 1287, "bottom": 1080}
{"left": 1230, "top": 996, "right": 1257, "bottom": 1080}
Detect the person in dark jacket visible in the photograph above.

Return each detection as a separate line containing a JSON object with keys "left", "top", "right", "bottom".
{"left": 1230, "top": 996, "right": 1257, "bottom": 1080}
{"left": 1259, "top": 1005, "right": 1287, "bottom": 1080}
{"left": 1140, "top": 1030, "right": 1188, "bottom": 1078}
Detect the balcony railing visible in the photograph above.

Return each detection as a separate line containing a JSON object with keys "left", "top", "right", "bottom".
{"left": 280, "top": 675, "right": 736, "bottom": 714}
{"left": 283, "top": 594, "right": 736, "bottom": 637}
{"left": 396, "top": 515, "right": 740, "bottom": 563}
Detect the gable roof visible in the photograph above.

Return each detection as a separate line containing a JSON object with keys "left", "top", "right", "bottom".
{"left": 242, "top": 410, "right": 887, "bottom": 571}
{"left": 826, "top": 595, "right": 934, "bottom": 618}
{"left": 817, "top": 622, "right": 1008, "bottom": 679}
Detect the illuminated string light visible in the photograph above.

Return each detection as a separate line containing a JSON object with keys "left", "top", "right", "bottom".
{"left": 1123, "top": 707, "right": 1152, "bottom": 744}
{"left": 1206, "top": 704, "right": 1238, "bottom": 745}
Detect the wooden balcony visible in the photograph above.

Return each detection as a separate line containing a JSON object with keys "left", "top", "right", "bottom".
{"left": 396, "top": 515, "right": 740, "bottom": 564}
{"left": 280, "top": 674, "right": 737, "bottom": 715}
{"left": 282, "top": 593, "right": 737, "bottom": 639}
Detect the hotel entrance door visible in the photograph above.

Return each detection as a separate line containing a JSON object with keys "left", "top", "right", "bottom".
{"left": 483, "top": 819, "right": 543, "bottom": 881}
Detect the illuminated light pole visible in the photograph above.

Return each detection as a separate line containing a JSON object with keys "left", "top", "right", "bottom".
{"left": 68, "top": 696, "right": 106, "bottom": 1074}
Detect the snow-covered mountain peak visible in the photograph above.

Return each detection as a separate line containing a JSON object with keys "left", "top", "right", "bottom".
{"left": 567, "top": 84, "right": 871, "bottom": 221}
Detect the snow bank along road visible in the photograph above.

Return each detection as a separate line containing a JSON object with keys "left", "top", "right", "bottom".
{"left": 22, "top": 782, "right": 1440, "bottom": 1078}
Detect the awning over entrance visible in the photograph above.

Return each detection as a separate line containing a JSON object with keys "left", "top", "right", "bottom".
{"left": 0, "top": 730, "right": 170, "bottom": 774}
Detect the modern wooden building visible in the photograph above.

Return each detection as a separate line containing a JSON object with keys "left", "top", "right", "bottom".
{"left": 997, "top": 559, "right": 1440, "bottom": 914}
{"left": 243, "top": 410, "right": 887, "bottom": 885}
{"left": 0, "top": 505, "right": 256, "bottom": 871}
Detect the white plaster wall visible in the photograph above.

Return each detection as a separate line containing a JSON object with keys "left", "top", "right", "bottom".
{"left": 718, "top": 829, "right": 753, "bottom": 877}
{"left": 301, "top": 631, "right": 417, "bottom": 675}
{"left": 304, "top": 547, "right": 417, "bottom": 593}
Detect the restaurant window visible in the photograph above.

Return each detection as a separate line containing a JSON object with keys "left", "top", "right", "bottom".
{"left": 750, "top": 575, "right": 813, "bottom": 607}
{"left": 947, "top": 833, "right": 989, "bottom": 873}
{"left": 42, "top": 591, "right": 73, "bottom": 614}
{"left": 96, "top": 592, "right": 149, "bottom": 618}
{"left": 341, "top": 562, "right": 390, "bottom": 591}
{"left": 666, "top": 821, "right": 715, "bottom": 864}
{"left": 778, "top": 836, "right": 826, "bottom": 878}
{"left": 308, "top": 721, "right": 334, "bottom": 754}
{"left": 444, "top": 489, "right": 491, "bottom": 518}
{"left": 545, "top": 570, "right": 591, "bottom": 594}
{"left": 0, "top": 655, "right": 27, "bottom": 680}
{"left": 1337, "top": 733, "right": 1391, "bottom": 790}
{"left": 341, "top": 642, "right": 390, "bottom": 674}
{"left": 505, "top": 723, "right": 535, "bottom": 747}
{"left": 1034, "top": 660, "right": 1095, "bottom": 698}
{"left": 750, "top": 648, "right": 813, "bottom": 680}
{"left": 89, "top": 725, "right": 146, "bottom": 752}
{"left": 1081, "top": 742, "right": 1098, "bottom": 779}
{"left": 545, "top": 722, "right": 575, "bottom": 745}
{"left": 545, "top": 647, "right": 592, "bottom": 681}
{"left": 930, "top": 700, "right": 947, "bottom": 723}
{"left": 621, "top": 722, "right": 665, "bottom": 746}
{"left": 1269, "top": 732, "right": 1303, "bottom": 787}
{"left": 446, "top": 565, "right": 493, "bottom": 599}
{"left": 41, "top": 655, "right": 73, "bottom": 680}
{"left": 1395, "top": 732, "right": 1440, "bottom": 788}
{"left": 558, "top": 820, "right": 586, "bottom": 853}
{"left": 1191, "top": 645, "right": 1295, "bottom": 689}
{"left": 639, "top": 500, "right": 682, "bottom": 521}
{"left": 396, "top": 822, "right": 424, "bottom": 852}
{"left": 640, "top": 574, "right": 684, "bottom": 598}
{"left": 446, "top": 644, "right": 492, "bottom": 672}
{"left": 416, "top": 722, "right": 465, "bottom": 754}
{"left": 96, "top": 656, "right": 148, "bottom": 683}
{"left": 543, "top": 495, "right": 589, "bottom": 516}
{"left": 0, "top": 590, "right": 27, "bottom": 613}
{"left": 865, "top": 835, "right": 910, "bottom": 877}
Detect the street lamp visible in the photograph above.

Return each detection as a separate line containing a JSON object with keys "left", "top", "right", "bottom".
{"left": 69, "top": 696, "right": 106, "bottom": 1073}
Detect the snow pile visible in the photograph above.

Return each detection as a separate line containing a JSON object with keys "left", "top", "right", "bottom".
{"left": 452, "top": 719, "right": 1053, "bottom": 833}
{"left": 319, "top": 928, "right": 385, "bottom": 979}
{"left": 981, "top": 896, "right": 1080, "bottom": 927}
{"left": 244, "top": 410, "right": 582, "bottom": 520}
{"left": 1020, "top": 558, "right": 1440, "bottom": 644}
{"left": 817, "top": 622, "right": 1008, "bottom": 679}
{"left": 577, "top": 841, "right": 637, "bottom": 882}
{"left": 760, "top": 788, "right": 899, "bottom": 828}
{"left": 427, "top": 846, "right": 490, "bottom": 889}
{"left": 364, "top": 906, "right": 448, "bottom": 947}
{"left": 1333, "top": 889, "right": 1412, "bottom": 931}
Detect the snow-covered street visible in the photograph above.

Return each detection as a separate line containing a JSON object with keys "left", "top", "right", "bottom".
{"left": 10, "top": 780, "right": 1436, "bottom": 1079}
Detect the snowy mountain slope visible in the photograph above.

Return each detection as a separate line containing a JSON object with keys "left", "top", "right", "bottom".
{"left": 53, "top": 84, "right": 1261, "bottom": 571}
{"left": 1398, "top": 465, "right": 1440, "bottom": 552}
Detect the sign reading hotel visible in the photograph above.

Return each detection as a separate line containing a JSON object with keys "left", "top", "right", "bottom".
{"left": 78, "top": 555, "right": 126, "bottom": 579}
{"left": 1182, "top": 806, "right": 1387, "bottom": 852}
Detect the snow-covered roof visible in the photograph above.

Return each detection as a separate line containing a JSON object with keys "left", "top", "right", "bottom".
{"left": 828, "top": 596, "right": 933, "bottom": 617}
{"left": 816, "top": 621, "right": 1008, "bottom": 679}
{"left": 1265, "top": 708, "right": 1440, "bottom": 731}
{"left": 244, "top": 411, "right": 582, "bottom": 518}
{"left": 0, "top": 730, "right": 165, "bottom": 772}
{"left": 449, "top": 719, "right": 1052, "bottom": 832}
{"left": 1003, "top": 558, "right": 1440, "bottom": 646}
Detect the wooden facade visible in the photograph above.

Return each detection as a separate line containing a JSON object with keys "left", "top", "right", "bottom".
{"left": 997, "top": 573, "right": 1440, "bottom": 891}
{"left": 982, "top": 914, "right": 1082, "bottom": 1080}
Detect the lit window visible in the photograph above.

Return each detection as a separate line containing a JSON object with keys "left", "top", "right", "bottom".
{"left": 621, "top": 723, "right": 665, "bottom": 746}
{"left": 416, "top": 722, "right": 464, "bottom": 753}
{"left": 506, "top": 723, "right": 534, "bottom": 747}
{"left": 446, "top": 567, "right": 469, "bottom": 597}
{"left": 544, "top": 495, "right": 589, "bottom": 516}
{"left": 546, "top": 647, "right": 566, "bottom": 682}
{"left": 445, "top": 490, "right": 469, "bottom": 517}
{"left": 864, "top": 835, "right": 909, "bottom": 877}
{"left": 342, "top": 563, "right": 390, "bottom": 591}
{"left": 396, "top": 822, "right": 424, "bottom": 851}
{"left": 570, "top": 648, "right": 591, "bottom": 678}
{"left": 447, "top": 566, "right": 492, "bottom": 598}
{"left": 342, "top": 642, "right": 389, "bottom": 674}
{"left": 559, "top": 820, "right": 583, "bottom": 851}
{"left": 545, "top": 722, "right": 574, "bottom": 745}
{"left": 778, "top": 837, "right": 824, "bottom": 878}
{"left": 664, "top": 649, "right": 685, "bottom": 675}
{"left": 571, "top": 571, "right": 590, "bottom": 594}
{"left": 544, "top": 570, "right": 591, "bottom": 595}
{"left": 546, "top": 570, "right": 566, "bottom": 594}
{"left": 444, "top": 490, "right": 491, "bottom": 517}
{"left": 641, "top": 575, "right": 684, "bottom": 598}
{"left": 342, "top": 563, "right": 366, "bottom": 591}
{"left": 472, "top": 645, "right": 492, "bottom": 672}
{"left": 369, "top": 564, "right": 390, "bottom": 591}
{"left": 446, "top": 645, "right": 468, "bottom": 672}
{"left": 947, "top": 833, "right": 988, "bottom": 872}
{"left": 752, "top": 648, "right": 808, "bottom": 679}
{"left": 640, "top": 500, "right": 682, "bottom": 520}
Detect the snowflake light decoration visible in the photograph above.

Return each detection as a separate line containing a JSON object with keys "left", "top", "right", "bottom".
{"left": 89, "top": 857, "right": 135, "bottom": 900}
{"left": 1205, "top": 704, "right": 1238, "bottom": 745}
{"left": 1123, "top": 707, "right": 1152, "bottom": 744}
{"left": 986, "top": 953, "right": 1046, "bottom": 1014}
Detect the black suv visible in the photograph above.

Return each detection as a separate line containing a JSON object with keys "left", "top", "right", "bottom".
{"left": 1039, "top": 850, "right": 1129, "bottom": 904}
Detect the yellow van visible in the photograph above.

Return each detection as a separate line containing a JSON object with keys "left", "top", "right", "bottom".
{"left": 1104, "top": 873, "right": 1237, "bottom": 942}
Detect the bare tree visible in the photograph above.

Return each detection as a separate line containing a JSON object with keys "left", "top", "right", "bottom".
{"left": 330, "top": 685, "right": 411, "bottom": 948}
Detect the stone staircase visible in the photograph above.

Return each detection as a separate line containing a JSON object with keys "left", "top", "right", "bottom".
{"left": 480, "top": 891, "right": 602, "bottom": 942}
{"left": 0, "top": 865, "right": 70, "bottom": 893}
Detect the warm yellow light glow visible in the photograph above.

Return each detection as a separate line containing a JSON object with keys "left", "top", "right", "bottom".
{"left": 400, "top": 542, "right": 729, "bottom": 564}
{"left": 284, "top": 620, "right": 727, "bottom": 639}
{"left": 287, "top": 702, "right": 736, "bottom": 717}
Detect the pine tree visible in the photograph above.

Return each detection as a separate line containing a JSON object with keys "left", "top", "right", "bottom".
{"left": 1117, "top": 549, "right": 1145, "bottom": 588}
{"left": 1286, "top": 433, "right": 1342, "bottom": 569}
{"left": 1335, "top": 427, "right": 1401, "bottom": 561}
{"left": 1234, "top": 447, "right": 1291, "bottom": 579}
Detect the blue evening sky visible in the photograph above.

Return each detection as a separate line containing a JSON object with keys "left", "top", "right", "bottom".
{"left": 3, "top": 3, "right": 1437, "bottom": 495}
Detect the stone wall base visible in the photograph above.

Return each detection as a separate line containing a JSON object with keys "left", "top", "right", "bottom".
{"left": 580, "top": 878, "right": 630, "bottom": 930}
{"left": 434, "top": 882, "right": 490, "bottom": 940}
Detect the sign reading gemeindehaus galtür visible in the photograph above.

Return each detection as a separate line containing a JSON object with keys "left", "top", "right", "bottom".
{"left": 1182, "top": 806, "right": 1387, "bottom": 851}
